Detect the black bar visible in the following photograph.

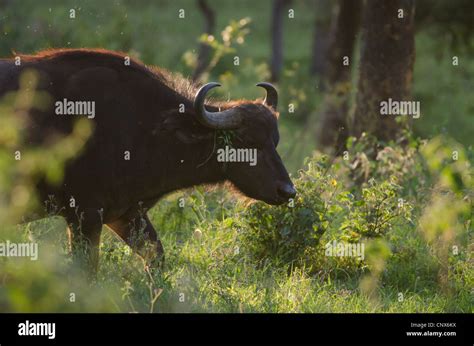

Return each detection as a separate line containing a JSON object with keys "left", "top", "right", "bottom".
{"left": 0, "top": 313, "right": 471, "bottom": 345}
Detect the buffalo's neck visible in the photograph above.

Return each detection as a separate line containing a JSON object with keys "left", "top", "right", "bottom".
{"left": 139, "top": 131, "right": 226, "bottom": 203}
{"left": 164, "top": 142, "right": 225, "bottom": 190}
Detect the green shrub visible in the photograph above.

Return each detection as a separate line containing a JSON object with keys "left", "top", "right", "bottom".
{"left": 241, "top": 151, "right": 413, "bottom": 275}
{"left": 241, "top": 155, "right": 332, "bottom": 271}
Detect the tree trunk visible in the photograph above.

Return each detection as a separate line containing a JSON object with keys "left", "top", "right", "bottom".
{"left": 270, "top": 0, "right": 291, "bottom": 82}
{"left": 317, "top": 0, "right": 361, "bottom": 151}
{"left": 309, "top": 0, "right": 332, "bottom": 78}
{"left": 351, "top": 0, "right": 416, "bottom": 141}
{"left": 192, "top": 0, "right": 216, "bottom": 82}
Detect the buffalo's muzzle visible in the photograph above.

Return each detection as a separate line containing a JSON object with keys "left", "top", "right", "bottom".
{"left": 277, "top": 183, "right": 296, "bottom": 200}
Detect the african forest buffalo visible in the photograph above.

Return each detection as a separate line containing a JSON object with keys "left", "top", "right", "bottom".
{"left": 0, "top": 49, "right": 296, "bottom": 273}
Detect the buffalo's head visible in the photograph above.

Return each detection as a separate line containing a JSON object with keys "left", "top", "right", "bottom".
{"left": 193, "top": 82, "right": 296, "bottom": 205}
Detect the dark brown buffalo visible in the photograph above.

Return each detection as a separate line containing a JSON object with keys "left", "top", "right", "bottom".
{"left": 0, "top": 49, "right": 295, "bottom": 272}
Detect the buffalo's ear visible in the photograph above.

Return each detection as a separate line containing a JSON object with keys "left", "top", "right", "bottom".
{"left": 163, "top": 111, "right": 213, "bottom": 144}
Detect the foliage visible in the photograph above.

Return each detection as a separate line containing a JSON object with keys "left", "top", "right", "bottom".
{"left": 240, "top": 150, "right": 413, "bottom": 276}
{"left": 242, "top": 158, "right": 330, "bottom": 271}
{"left": 1, "top": 130, "right": 472, "bottom": 312}
{"left": 0, "top": 71, "right": 91, "bottom": 223}
{"left": 339, "top": 177, "right": 412, "bottom": 239}
{"left": 183, "top": 17, "right": 251, "bottom": 80}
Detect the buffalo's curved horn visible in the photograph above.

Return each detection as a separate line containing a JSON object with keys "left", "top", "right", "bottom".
{"left": 193, "top": 82, "right": 243, "bottom": 129}
{"left": 256, "top": 82, "right": 278, "bottom": 110}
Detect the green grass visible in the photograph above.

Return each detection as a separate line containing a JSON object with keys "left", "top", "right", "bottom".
{"left": 1, "top": 185, "right": 469, "bottom": 313}
{"left": 2, "top": 141, "right": 472, "bottom": 313}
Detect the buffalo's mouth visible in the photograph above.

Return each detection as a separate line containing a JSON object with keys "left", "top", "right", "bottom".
{"left": 264, "top": 196, "right": 289, "bottom": 205}
{"left": 228, "top": 180, "right": 296, "bottom": 206}
{"left": 261, "top": 183, "right": 297, "bottom": 205}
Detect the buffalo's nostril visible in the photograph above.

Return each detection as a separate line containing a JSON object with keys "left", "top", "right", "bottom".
{"left": 277, "top": 183, "right": 296, "bottom": 200}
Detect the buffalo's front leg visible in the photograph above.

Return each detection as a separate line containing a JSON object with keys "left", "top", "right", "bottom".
{"left": 66, "top": 208, "right": 103, "bottom": 279}
{"left": 107, "top": 214, "right": 164, "bottom": 268}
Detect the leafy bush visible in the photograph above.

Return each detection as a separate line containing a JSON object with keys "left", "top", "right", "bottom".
{"left": 241, "top": 151, "right": 413, "bottom": 275}
{"left": 339, "top": 177, "right": 412, "bottom": 240}
{"left": 242, "top": 162, "right": 329, "bottom": 271}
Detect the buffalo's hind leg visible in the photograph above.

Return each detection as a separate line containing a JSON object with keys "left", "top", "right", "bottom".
{"left": 106, "top": 214, "right": 165, "bottom": 269}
